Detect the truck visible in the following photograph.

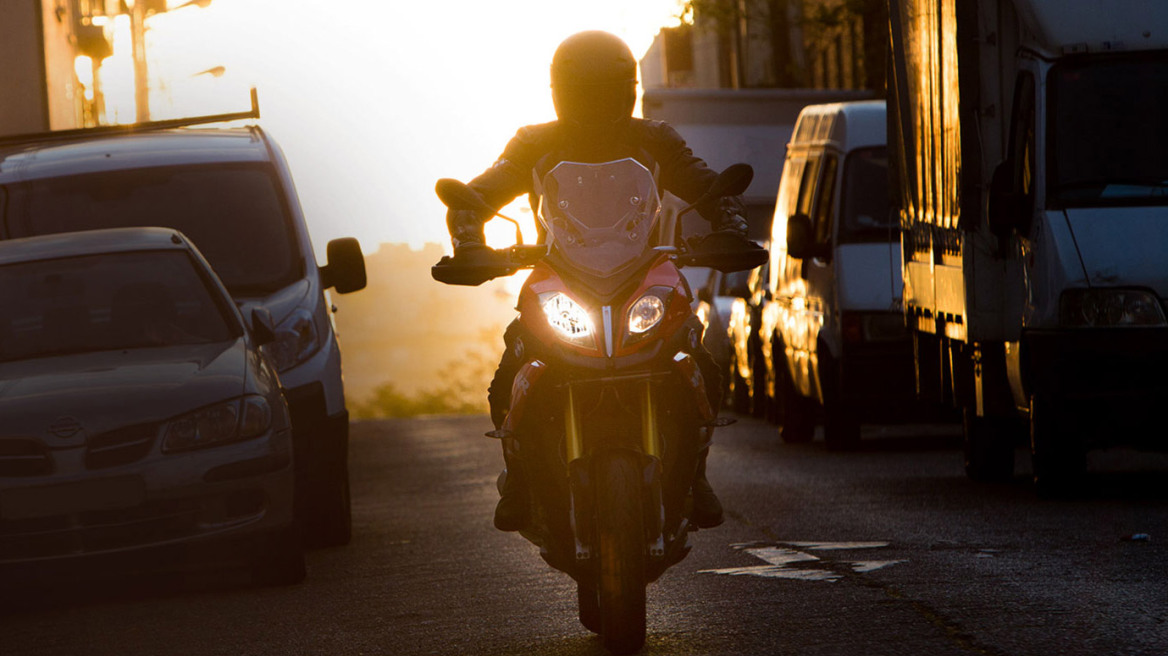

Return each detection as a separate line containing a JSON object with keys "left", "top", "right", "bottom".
{"left": 887, "top": 0, "right": 1168, "bottom": 493}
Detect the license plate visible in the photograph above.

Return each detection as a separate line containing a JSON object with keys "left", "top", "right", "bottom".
{"left": 1, "top": 476, "right": 145, "bottom": 520}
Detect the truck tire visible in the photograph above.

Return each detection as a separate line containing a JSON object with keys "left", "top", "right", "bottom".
{"left": 594, "top": 451, "right": 647, "bottom": 655}
{"left": 1030, "top": 393, "right": 1087, "bottom": 498}
{"left": 963, "top": 408, "right": 1017, "bottom": 481}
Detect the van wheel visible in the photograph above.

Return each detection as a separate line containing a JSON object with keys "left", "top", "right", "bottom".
{"left": 822, "top": 352, "right": 860, "bottom": 451}
{"left": 778, "top": 358, "right": 815, "bottom": 444}
{"left": 302, "top": 423, "right": 353, "bottom": 548}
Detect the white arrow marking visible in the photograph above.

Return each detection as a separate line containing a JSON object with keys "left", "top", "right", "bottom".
{"left": 701, "top": 542, "right": 906, "bottom": 582}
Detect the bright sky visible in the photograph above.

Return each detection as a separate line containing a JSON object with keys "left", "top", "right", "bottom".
{"left": 100, "top": 0, "right": 687, "bottom": 258}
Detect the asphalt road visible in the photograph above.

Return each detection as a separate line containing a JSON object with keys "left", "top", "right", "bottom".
{"left": 4, "top": 414, "right": 1167, "bottom": 655}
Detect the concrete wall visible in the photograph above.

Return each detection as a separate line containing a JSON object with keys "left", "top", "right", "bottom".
{"left": 0, "top": 0, "right": 50, "bottom": 134}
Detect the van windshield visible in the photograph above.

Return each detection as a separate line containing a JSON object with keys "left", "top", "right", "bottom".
{"left": 1049, "top": 53, "right": 1168, "bottom": 207}
{"left": 2, "top": 164, "right": 302, "bottom": 295}
{"left": 840, "top": 146, "right": 893, "bottom": 244}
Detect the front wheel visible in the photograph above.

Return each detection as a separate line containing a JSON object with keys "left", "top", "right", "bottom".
{"left": 594, "top": 451, "right": 647, "bottom": 655}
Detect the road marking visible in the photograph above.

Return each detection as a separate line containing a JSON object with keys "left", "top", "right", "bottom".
{"left": 700, "top": 542, "right": 906, "bottom": 582}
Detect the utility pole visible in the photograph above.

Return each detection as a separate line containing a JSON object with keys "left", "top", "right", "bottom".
{"left": 129, "top": 0, "right": 150, "bottom": 122}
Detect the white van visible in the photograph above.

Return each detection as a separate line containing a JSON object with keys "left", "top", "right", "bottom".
{"left": 759, "top": 100, "right": 918, "bottom": 449}
{"left": 0, "top": 102, "right": 366, "bottom": 547}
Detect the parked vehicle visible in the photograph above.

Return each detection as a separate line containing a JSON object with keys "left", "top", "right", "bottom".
{"left": 432, "top": 162, "right": 764, "bottom": 654}
{"left": 888, "top": 0, "right": 1168, "bottom": 492}
{"left": 0, "top": 227, "right": 303, "bottom": 584}
{"left": 760, "top": 100, "right": 918, "bottom": 449}
{"left": 726, "top": 263, "right": 772, "bottom": 418}
{"left": 695, "top": 268, "right": 751, "bottom": 410}
{"left": 0, "top": 96, "right": 366, "bottom": 544}
{"left": 644, "top": 89, "right": 877, "bottom": 419}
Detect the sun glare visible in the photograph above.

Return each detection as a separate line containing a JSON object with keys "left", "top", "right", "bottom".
{"left": 94, "top": 0, "right": 685, "bottom": 258}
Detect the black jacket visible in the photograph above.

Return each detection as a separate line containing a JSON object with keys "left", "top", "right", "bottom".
{"left": 447, "top": 118, "right": 737, "bottom": 243}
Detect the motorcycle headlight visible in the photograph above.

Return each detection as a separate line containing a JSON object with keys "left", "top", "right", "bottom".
{"left": 162, "top": 396, "right": 272, "bottom": 453}
{"left": 266, "top": 308, "right": 321, "bottom": 372}
{"left": 541, "top": 292, "right": 594, "bottom": 346}
{"left": 1060, "top": 289, "right": 1167, "bottom": 327}
{"left": 628, "top": 294, "right": 666, "bottom": 334}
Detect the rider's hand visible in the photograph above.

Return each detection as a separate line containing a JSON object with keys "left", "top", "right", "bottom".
{"left": 453, "top": 241, "right": 509, "bottom": 267}
{"left": 709, "top": 198, "right": 749, "bottom": 237}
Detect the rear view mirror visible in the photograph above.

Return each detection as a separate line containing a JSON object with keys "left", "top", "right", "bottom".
{"left": 987, "top": 160, "right": 1024, "bottom": 237}
{"left": 786, "top": 214, "right": 814, "bottom": 259}
{"left": 321, "top": 237, "right": 366, "bottom": 294}
{"left": 250, "top": 307, "right": 276, "bottom": 346}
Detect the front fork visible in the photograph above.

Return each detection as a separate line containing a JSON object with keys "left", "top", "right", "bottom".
{"left": 566, "top": 380, "right": 665, "bottom": 563}
{"left": 567, "top": 352, "right": 713, "bottom": 565}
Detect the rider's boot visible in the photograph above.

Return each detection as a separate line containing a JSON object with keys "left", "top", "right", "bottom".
{"left": 494, "top": 444, "right": 530, "bottom": 532}
{"left": 690, "top": 447, "right": 724, "bottom": 528}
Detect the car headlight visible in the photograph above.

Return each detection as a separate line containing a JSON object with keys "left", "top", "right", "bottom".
{"left": 266, "top": 307, "right": 321, "bottom": 372}
{"left": 628, "top": 294, "right": 666, "bottom": 334}
{"left": 163, "top": 396, "right": 272, "bottom": 453}
{"left": 541, "top": 292, "right": 594, "bottom": 347}
{"left": 1060, "top": 289, "right": 1167, "bottom": 327}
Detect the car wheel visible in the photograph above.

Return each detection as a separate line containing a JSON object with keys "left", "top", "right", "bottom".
{"left": 730, "top": 347, "right": 751, "bottom": 414}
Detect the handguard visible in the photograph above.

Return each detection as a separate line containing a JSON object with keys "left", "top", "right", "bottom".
{"left": 431, "top": 254, "right": 517, "bottom": 286}
{"left": 678, "top": 232, "right": 768, "bottom": 273}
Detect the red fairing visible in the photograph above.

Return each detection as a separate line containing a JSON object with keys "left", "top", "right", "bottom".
{"left": 517, "top": 255, "right": 694, "bottom": 359}
{"left": 501, "top": 360, "right": 548, "bottom": 433}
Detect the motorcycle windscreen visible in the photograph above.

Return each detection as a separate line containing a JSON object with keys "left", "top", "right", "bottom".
{"left": 538, "top": 159, "right": 660, "bottom": 278}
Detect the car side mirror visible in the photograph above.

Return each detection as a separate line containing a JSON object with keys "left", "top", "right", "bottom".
{"left": 250, "top": 307, "right": 276, "bottom": 346}
{"left": 786, "top": 214, "right": 814, "bottom": 259}
{"left": 321, "top": 237, "right": 367, "bottom": 294}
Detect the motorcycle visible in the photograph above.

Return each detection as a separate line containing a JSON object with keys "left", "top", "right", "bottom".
{"left": 432, "top": 158, "right": 766, "bottom": 654}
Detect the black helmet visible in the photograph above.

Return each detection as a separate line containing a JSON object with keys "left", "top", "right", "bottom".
{"left": 550, "top": 31, "right": 637, "bottom": 128}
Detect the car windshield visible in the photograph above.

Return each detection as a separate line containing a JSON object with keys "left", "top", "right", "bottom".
{"left": 538, "top": 159, "right": 660, "bottom": 278}
{"left": 2, "top": 164, "right": 301, "bottom": 294}
{"left": 0, "top": 250, "right": 239, "bottom": 363}
{"left": 840, "top": 146, "right": 893, "bottom": 244}
{"left": 1049, "top": 53, "right": 1168, "bottom": 207}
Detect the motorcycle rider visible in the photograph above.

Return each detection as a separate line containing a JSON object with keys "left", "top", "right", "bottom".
{"left": 446, "top": 30, "right": 750, "bottom": 532}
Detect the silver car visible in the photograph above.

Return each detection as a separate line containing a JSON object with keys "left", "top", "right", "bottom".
{"left": 0, "top": 227, "right": 303, "bottom": 585}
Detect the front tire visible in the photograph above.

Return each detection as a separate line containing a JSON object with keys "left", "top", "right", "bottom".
{"left": 578, "top": 581, "right": 601, "bottom": 634}
{"left": 594, "top": 451, "right": 647, "bottom": 655}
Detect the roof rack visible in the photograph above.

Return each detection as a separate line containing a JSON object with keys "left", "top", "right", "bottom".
{"left": 0, "top": 87, "right": 261, "bottom": 147}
